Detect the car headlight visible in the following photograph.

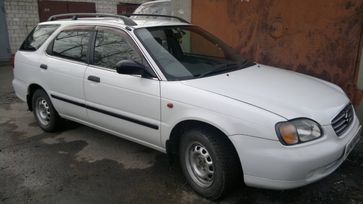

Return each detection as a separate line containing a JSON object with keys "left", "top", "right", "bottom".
{"left": 275, "top": 118, "right": 323, "bottom": 145}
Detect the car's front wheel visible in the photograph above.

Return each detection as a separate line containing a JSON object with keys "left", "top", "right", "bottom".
{"left": 32, "top": 89, "right": 62, "bottom": 132}
{"left": 179, "top": 128, "right": 242, "bottom": 200}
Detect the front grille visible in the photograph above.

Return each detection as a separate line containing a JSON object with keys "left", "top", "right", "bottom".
{"left": 332, "top": 104, "right": 354, "bottom": 136}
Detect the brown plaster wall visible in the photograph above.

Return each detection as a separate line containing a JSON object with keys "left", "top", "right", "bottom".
{"left": 192, "top": 0, "right": 363, "bottom": 105}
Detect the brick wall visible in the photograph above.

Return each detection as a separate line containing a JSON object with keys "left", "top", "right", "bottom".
{"left": 54, "top": 0, "right": 149, "bottom": 14}
{"left": 4, "top": 0, "right": 149, "bottom": 53}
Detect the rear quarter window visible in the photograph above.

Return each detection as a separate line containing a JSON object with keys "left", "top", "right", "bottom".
{"left": 19, "top": 24, "right": 60, "bottom": 51}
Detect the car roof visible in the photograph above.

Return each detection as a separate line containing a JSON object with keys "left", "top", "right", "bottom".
{"left": 39, "top": 16, "right": 189, "bottom": 29}
{"left": 133, "top": 18, "right": 188, "bottom": 27}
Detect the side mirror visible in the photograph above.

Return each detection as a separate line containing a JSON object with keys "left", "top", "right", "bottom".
{"left": 116, "top": 60, "right": 154, "bottom": 78}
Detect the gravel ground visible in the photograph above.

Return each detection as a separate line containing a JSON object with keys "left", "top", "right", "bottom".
{"left": 0, "top": 65, "right": 362, "bottom": 204}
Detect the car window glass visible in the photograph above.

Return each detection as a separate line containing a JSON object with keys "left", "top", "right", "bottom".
{"left": 135, "top": 26, "right": 249, "bottom": 80}
{"left": 20, "top": 24, "right": 59, "bottom": 51}
{"left": 94, "top": 30, "right": 142, "bottom": 69}
{"left": 51, "top": 31, "right": 91, "bottom": 63}
{"left": 136, "top": 29, "right": 192, "bottom": 78}
{"left": 149, "top": 30, "right": 169, "bottom": 51}
{"left": 178, "top": 29, "right": 225, "bottom": 58}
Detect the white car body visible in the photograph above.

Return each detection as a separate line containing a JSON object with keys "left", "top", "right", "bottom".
{"left": 13, "top": 17, "right": 361, "bottom": 191}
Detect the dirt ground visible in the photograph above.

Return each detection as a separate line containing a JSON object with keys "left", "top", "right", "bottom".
{"left": 0, "top": 64, "right": 362, "bottom": 204}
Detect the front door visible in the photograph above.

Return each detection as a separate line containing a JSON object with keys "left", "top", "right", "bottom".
{"left": 84, "top": 26, "right": 161, "bottom": 147}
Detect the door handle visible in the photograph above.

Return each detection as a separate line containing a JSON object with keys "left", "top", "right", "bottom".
{"left": 40, "top": 64, "right": 48, "bottom": 70}
{"left": 88, "top": 75, "right": 100, "bottom": 83}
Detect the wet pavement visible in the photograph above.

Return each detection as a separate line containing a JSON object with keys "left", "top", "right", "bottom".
{"left": 0, "top": 64, "right": 362, "bottom": 204}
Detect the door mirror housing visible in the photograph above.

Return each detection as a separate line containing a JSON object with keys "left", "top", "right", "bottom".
{"left": 116, "top": 60, "right": 155, "bottom": 78}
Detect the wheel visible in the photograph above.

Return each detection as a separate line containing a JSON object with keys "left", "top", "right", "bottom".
{"left": 179, "top": 128, "right": 242, "bottom": 200}
{"left": 32, "top": 89, "right": 62, "bottom": 132}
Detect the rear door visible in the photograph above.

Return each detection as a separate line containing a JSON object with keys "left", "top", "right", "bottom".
{"left": 44, "top": 26, "right": 94, "bottom": 121}
{"left": 84, "top": 26, "right": 161, "bottom": 147}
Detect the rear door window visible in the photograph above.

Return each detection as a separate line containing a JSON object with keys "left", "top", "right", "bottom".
{"left": 20, "top": 24, "right": 59, "bottom": 51}
{"left": 48, "top": 30, "right": 91, "bottom": 63}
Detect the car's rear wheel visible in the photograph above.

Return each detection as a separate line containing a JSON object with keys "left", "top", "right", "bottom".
{"left": 179, "top": 128, "right": 242, "bottom": 200}
{"left": 32, "top": 89, "right": 62, "bottom": 132}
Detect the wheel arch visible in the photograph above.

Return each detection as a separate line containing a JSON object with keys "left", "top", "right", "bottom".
{"left": 166, "top": 120, "right": 243, "bottom": 177}
{"left": 27, "top": 83, "right": 46, "bottom": 111}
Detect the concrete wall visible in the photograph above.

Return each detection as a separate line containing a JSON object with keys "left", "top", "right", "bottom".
{"left": 0, "top": 0, "right": 11, "bottom": 61}
{"left": 4, "top": 0, "right": 149, "bottom": 53}
{"left": 53, "top": 0, "right": 149, "bottom": 14}
{"left": 4, "top": 0, "right": 39, "bottom": 54}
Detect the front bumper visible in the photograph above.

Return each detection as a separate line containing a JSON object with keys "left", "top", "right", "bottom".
{"left": 230, "top": 113, "right": 361, "bottom": 190}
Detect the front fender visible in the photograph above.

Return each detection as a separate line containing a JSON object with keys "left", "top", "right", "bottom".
{"left": 160, "top": 81, "right": 285, "bottom": 148}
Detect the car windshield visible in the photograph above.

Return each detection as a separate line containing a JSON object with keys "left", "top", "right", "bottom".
{"left": 135, "top": 26, "right": 254, "bottom": 80}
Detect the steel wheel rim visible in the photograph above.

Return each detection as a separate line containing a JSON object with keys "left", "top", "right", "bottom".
{"left": 35, "top": 97, "right": 51, "bottom": 126}
{"left": 185, "top": 142, "right": 215, "bottom": 188}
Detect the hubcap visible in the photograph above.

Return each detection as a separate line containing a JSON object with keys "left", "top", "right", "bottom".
{"left": 35, "top": 97, "right": 51, "bottom": 126}
{"left": 186, "top": 142, "right": 215, "bottom": 187}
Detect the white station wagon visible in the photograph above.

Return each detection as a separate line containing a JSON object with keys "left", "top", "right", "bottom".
{"left": 13, "top": 13, "right": 361, "bottom": 199}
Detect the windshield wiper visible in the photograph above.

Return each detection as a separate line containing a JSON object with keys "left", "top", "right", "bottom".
{"left": 197, "top": 63, "right": 239, "bottom": 78}
{"left": 239, "top": 59, "right": 255, "bottom": 68}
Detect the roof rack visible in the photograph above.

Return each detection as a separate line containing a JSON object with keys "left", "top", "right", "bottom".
{"left": 126, "top": 14, "right": 189, "bottom": 24}
{"left": 48, "top": 13, "right": 137, "bottom": 26}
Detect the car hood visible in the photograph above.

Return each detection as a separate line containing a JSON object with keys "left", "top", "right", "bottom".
{"left": 181, "top": 65, "right": 349, "bottom": 125}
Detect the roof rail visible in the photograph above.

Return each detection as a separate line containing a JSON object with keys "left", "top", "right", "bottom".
{"left": 126, "top": 14, "right": 189, "bottom": 24}
{"left": 48, "top": 13, "right": 137, "bottom": 26}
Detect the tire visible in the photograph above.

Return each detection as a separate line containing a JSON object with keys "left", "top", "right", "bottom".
{"left": 179, "top": 128, "right": 242, "bottom": 200}
{"left": 32, "top": 89, "right": 62, "bottom": 132}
